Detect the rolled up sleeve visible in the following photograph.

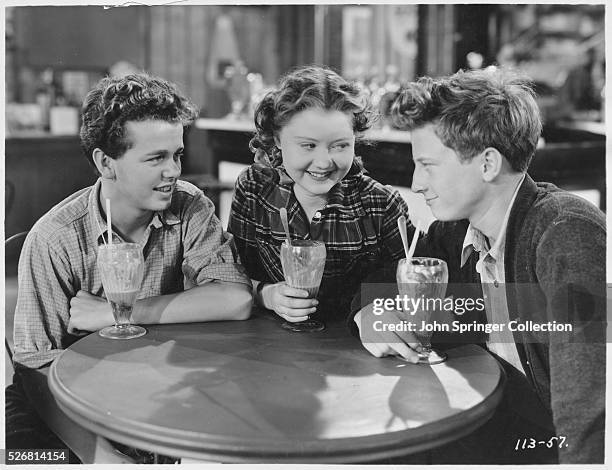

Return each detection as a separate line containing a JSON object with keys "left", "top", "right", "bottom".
{"left": 181, "top": 191, "right": 251, "bottom": 287}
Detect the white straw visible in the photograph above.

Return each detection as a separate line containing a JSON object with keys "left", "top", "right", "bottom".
{"left": 105, "top": 198, "right": 112, "bottom": 246}
{"left": 397, "top": 215, "right": 410, "bottom": 259}
{"left": 279, "top": 207, "right": 291, "bottom": 247}
{"left": 406, "top": 220, "right": 422, "bottom": 261}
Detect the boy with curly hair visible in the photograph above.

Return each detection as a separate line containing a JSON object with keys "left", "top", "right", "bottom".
{"left": 8, "top": 73, "right": 252, "bottom": 458}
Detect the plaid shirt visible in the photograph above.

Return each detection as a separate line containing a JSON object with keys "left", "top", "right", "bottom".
{"left": 228, "top": 162, "right": 411, "bottom": 320}
{"left": 14, "top": 179, "right": 250, "bottom": 369}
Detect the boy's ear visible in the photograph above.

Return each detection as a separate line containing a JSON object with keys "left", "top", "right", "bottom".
{"left": 480, "top": 147, "right": 503, "bottom": 182}
{"left": 92, "top": 148, "right": 116, "bottom": 179}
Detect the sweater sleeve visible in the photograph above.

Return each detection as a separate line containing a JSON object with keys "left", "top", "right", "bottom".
{"left": 347, "top": 262, "right": 399, "bottom": 336}
{"left": 347, "top": 219, "right": 463, "bottom": 335}
{"left": 535, "top": 215, "right": 605, "bottom": 464}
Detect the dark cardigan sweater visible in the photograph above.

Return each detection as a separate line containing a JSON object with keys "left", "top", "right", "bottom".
{"left": 350, "top": 175, "right": 605, "bottom": 463}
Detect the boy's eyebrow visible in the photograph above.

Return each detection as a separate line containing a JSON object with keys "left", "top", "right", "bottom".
{"left": 413, "top": 156, "right": 436, "bottom": 165}
{"left": 330, "top": 136, "right": 353, "bottom": 143}
{"left": 144, "top": 147, "right": 184, "bottom": 156}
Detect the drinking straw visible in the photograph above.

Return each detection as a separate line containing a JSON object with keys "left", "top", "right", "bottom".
{"left": 279, "top": 207, "right": 291, "bottom": 247}
{"left": 106, "top": 198, "right": 113, "bottom": 246}
{"left": 397, "top": 215, "right": 410, "bottom": 259}
{"left": 406, "top": 220, "right": 422, "bottom": 262}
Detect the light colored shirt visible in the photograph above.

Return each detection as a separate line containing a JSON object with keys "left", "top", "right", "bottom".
{"left": 461, "top": 175, "right": 526, "bottom": 375}
{"left": 14, "top": 178, "right": 250, "bottom": 369}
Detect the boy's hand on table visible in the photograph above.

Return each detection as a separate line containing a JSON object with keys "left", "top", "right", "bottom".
{"left": 68, "top": 290, "right": 113, "bottom": 333}
{"left": 354, "top": 306, "right": 422, "bottom": 363}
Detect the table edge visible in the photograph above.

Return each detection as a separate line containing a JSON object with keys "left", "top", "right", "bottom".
{"left": 48, "top": 345, "right": 506, "bottom": 463}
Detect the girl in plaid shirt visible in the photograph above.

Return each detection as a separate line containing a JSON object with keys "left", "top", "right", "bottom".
{"left": 228, "top": 65, "right": 414, "bottom": 325}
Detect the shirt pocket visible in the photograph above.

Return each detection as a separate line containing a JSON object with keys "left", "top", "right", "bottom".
{"left": 321, "top": 211, "right": 377, "bottom": 274}
{"left": 326, "top": 244, "right": 383, "bottom": 287}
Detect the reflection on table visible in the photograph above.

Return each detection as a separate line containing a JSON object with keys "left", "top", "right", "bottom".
{"left": 49, "top": 311, "right": 504, "bottom": 463}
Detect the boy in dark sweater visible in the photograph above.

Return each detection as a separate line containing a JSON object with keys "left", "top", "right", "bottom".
{"left": 352, "top": 68, "right": 605, "bottom": 464}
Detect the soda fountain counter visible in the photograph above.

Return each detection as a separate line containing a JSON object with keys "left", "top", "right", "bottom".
{"left": 7, "top": 118, "right": 603, "bottom": 241}
{"left": 5, "top": 133, "right": 97, "bottom": 237}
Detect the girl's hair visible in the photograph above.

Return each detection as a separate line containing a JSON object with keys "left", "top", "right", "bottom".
{"left": 391, "top": 67, "right": 542, "bottom": 172}
{"left": 250, "top": 65, "right": 373, "bottom": 166}
{"left": 80, "top": 73, "right": 199, "bottom": 174}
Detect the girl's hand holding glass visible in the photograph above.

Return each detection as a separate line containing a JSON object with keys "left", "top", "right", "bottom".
{"left": 260, "top": 281, "right": 318, "bottom": 322}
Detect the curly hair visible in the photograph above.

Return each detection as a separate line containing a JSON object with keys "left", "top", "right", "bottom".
{"left": 391, "top": 67, "right": 542, "bottom": 172}
{"left": 79, "top": 73, "right": 199, "bottom": 174}
{"left": 250, "top": 65, "right": 374, "bottom": 166}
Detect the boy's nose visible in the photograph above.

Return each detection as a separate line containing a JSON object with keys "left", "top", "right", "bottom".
{"left": 163, "top": 158, "right": 181, "bottom": 179}
{"left": 411, "top": 166, "right": 426, "bottom": 193}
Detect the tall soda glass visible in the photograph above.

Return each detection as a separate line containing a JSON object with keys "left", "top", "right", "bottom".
{"left": 396, "top": 257, "right": 448, "bottom": 364}
{"left": 279, "top": 240, "right": 326, "bottom": 332}
{"left": 97, "top": 243, "right": 146, "bottom": 339}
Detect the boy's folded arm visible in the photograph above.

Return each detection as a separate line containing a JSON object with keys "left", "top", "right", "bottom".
{"left": 132, "top": 280, "right": 253, "bottom": 324}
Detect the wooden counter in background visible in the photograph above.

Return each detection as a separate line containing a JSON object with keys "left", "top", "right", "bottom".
{"left": 4, "top": 127, "right": 226, "bottom": 243}
{"left": 194, "top": 118, "right": 606, "bottom": 211}
{"left": 5, "top": 134, "right": 97, "bottom": 238}
{"left": 5, "top": 120, "right": 605, "bottom": 239}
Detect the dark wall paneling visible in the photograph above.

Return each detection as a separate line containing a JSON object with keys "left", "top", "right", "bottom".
{"left": 15, "top": 6, "right": 147, "bottom": 71}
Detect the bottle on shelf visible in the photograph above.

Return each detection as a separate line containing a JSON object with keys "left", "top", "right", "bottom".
{"left": 224, "top": 60, "right": 250, "bottom": 120}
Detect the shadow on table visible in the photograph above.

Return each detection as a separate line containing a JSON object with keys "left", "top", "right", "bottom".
{"left": 147, "top": 316, "right": 460, "bottom": 447}
{"left": 66, "top": 315, "right": 473, "bottom": 462}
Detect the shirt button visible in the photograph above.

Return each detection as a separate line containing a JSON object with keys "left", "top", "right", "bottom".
{"left": 314, "top": 211, "right": 322, "bottom": 219}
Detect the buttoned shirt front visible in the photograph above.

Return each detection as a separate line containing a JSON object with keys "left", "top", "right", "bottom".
{"left": 461, "top": 175, "right": 526, "bottom": 375}
{"left": 14, "top": 179, "right": 250, "bottom": 369}
{"left": 228, "top": 161, "right": 410, "bottom": 319}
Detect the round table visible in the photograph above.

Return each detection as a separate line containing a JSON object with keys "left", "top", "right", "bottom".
{"left": 49, "top": 313, "right": 504, "bottom": 463}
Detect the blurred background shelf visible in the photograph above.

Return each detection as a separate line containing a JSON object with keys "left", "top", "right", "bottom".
{"left": 5, "top": 4, "right": 606, "bottom": 237}
{"left": 190, "top": 119, "right": 605, "bottom": 229}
